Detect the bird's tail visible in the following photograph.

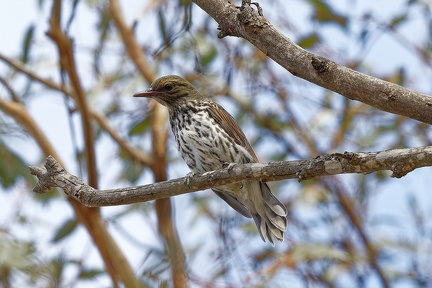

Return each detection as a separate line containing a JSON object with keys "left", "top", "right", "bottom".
{"left": 251, "top": 182, "right": 287, "bottom": 246}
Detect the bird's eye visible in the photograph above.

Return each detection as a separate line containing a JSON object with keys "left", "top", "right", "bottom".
{"left": 164, "top": 84, "right": 173, "bottom": 91}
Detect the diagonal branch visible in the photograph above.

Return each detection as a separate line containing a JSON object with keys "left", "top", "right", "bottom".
{"left": 323, "top": 179, "right": 390, "bottom": 287}
{"left": 0, "top": 96, "right": 140, "bottom": 288}
{"left": 109, "top": 0, "right": 154, "bottom": 83}
{"left": 46, "top": 0, "right": 98, "bottom": 188}
{"left": 0, "top": 53, "right": 153, "bottom": 167}
{"left": 192, "top": 0, "right": 432, "bottom": 124}
{"left": 30, "top": 146, "right": 432, "bottom": 207}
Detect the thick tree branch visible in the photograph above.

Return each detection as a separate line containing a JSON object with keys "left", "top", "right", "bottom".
{"left": 30, "top": 146, "right": 432, "bottom": 207}
{"left": 192, "top": 0, "right": 432, "bottom": 124}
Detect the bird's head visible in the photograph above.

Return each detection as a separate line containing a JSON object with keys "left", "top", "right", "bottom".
{"left": 133, "top": 75, "right": 202, "bottom": 106}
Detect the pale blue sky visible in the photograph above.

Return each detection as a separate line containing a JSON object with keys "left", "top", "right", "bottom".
{"left": 0, "top": 0, "right": 431, "bottom": 287}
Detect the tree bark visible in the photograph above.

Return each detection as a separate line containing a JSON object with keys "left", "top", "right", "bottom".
{"left": 30, "top": 146, "right": 432, "bottom": 207}
{"left": 192, "top": 0, "right": 432, "bottom": 124}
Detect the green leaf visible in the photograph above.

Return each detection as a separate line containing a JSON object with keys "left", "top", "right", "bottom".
{"left": 79, "top": 268, "right": 104, "bottom": 280}
{"left": 51, "top": 218, "right": 78, "bottom": 243}
{"left": 200, "top": 46, "right": 217, "bottom": 67}
{"left": 359, "top": 27, "right": 369, "bottom": 44}
{"left": 298, "top": 33, "right": 320, "bottom": 48}
{"left": 0, "top": 232, "right": 36, "bottom": 269}
{"left": 179, "top": 0, "right": 192, "bottom": 6}
{"left": 0, "top": 141, "right": 34, "bottom": 188}
{"left": 33, "top": 188, "right": 60, "bottom": 204}
{"left": 119, "top": 154, "right": 144, "bottom": 183}
{"left": 93, "top": 5, "right": 111, "bottom": 75}
{"left": 21, "top": 24, "right": 35, "bottom": 64}
{"left": 308, "top": 0, "right": 348, "bottom": 29}
{"left": 384, "top": 67, "right": 406, "bottom": 85}
{"left": 157, "top": 8, "right": 169, "bottom": 45}
{"left": 128, "top": 117, "right": 151, "bottom": 136}
{"left": 389, "top": 14, "right": 408, "bottom": 29}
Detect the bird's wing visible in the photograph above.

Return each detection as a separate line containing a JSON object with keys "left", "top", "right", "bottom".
{"left": 212, "top": 189, "right": 252, "bottom": 218}
{"left": 207, "top": 100, "right": 259, "bottom": 219}
{"left": 206, "top": 101, "right": 258, "bottom": 162}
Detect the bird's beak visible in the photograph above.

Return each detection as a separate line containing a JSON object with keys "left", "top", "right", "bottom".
{"left": 133, "top": 88, "right": 161, "bottom": 98}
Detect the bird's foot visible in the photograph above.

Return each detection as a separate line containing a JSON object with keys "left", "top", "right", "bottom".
{"left": 184, "top": 171, "right": 198, "bottom": 188}
{"left": 223, "top": 162, "right": 237, "bottom": 172}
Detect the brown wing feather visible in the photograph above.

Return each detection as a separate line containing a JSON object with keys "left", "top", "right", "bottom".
{"left": 206, "top": 101, "right": 258, "bottom": 162}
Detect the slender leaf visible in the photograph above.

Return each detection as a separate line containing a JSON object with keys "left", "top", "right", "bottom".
{"left": 21, "top": 24, "right": 35, "bottom": 64}
{"left": 0, "top": 141, "right": 34, "bottom": 188}
{"left": 51, "top": 219, "right": 78, "bottom": 243}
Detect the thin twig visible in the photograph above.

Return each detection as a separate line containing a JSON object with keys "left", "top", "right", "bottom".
{"left": 0, "top": 53, "right": 69, "bottom": 94}
{"left": 324, "top": 179, "right": 390, "bottom": 288}
{"left": 91, "top": 110, "right": 154, "bottom": 166}
{"left": 0, "top": 76, "right": 21, "bottom": 103}
{"left": 109, "top": 0, "right": 155, "bottom": 83}
{"left": 0, "top": 53, "right": 153, "bottom": 167}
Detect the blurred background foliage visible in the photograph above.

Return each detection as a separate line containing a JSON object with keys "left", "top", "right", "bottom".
{"left": 0, "top": 0, "right": 432, "bottom": 287}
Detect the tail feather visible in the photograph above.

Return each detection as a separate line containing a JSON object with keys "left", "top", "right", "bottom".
{"left": 252, "top": 182, "right": 287, "bottom": 246}
{"left": 213, "top": 189, "right": 252, "bottom": 218}
{"left": 264, "top": 222, "right": 277, "bottom": 246}
{"left": 252, "top": 213, "right": 283, "bottom": 246}
{"left": 252, "top": 214, "right": 266, "bottom": 243}
{"left": 265, "top": 206, "right": 287, "bottom": 231}
{"left": 261, "top": 182, "right": 287, "bottom": 216}
{"left": 214, "top": 181, "right": 287, "bottom": 246}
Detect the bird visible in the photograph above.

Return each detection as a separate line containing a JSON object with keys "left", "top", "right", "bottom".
{"left": 134, "top": 75, "right": 287, "bottom": 246}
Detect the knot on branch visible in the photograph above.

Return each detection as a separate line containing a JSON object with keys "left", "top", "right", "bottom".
{"left": 311, "top": 56, "right": 330, "bottom": 74}
{"left": 29, "top": 155, "right": 69, "bottom": 194}
{"left": 391, "top": 160, "right": 416, "bottom": 178}
{"left": 28, "top": 155, "right": 95, "bottom": 205}
{"left": 237, "top": 0, "right": 268, "bottom": 27}
{"left": 218, "top": 0, "right": 268, "bottom": 38}
{"left": 29, "top": 165, "right": 57, "bottom": 193}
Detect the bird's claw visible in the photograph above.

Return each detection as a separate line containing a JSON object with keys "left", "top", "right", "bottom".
{"left": 251, "top": 2, "right": 264, "bottom": 16}
{"left": 223, "top": 162, "right": 237, "bottom": 172}
{"left": 184, "top": 171, "right": 198, "bottom": 188}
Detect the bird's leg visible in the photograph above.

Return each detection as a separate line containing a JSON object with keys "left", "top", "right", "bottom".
{"left": 223, "top": 162, "right": 237, "bottom": 172}
{"left": 184, "top": 171, "right": 198, "bottom": 188}
{"left": 251, "top": 2, "right": 264, "bottom": 16}
{"left": 223, "top": 162, "right": 245, "bottom": 189}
